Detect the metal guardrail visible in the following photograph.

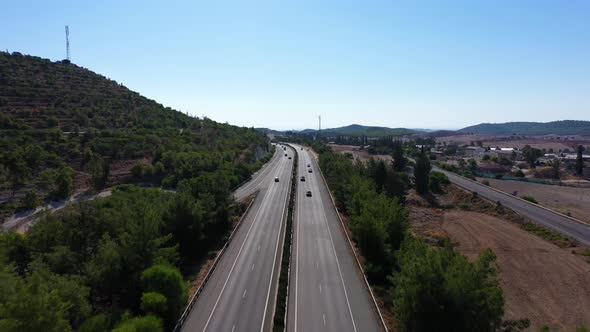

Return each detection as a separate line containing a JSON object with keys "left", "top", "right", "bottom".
{"left": 172, "top": 196, "right": 257, "bottom": 332}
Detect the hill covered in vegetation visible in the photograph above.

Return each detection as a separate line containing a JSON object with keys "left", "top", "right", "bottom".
{"left": 0, "top": 51, "right": 272, "bottom": 331}
{"left": 0, "top": 51, "right": 270, "bottom": 213}
{"left": 459, "top": 120, "right": 590, "bottom": 136}
{"left": 283, "top": 124, "right": 416, "bottom": 137}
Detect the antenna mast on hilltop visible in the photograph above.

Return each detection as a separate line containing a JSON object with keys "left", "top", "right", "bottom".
{"left": 65, "top": 25, "right": 70, "bottom": 61}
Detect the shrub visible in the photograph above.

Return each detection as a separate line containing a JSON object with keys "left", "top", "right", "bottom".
{"left": 112, "top": 315, "right": 163, "bottom": 332}
{"left": 521, "top": 195, "right": 538, "bottom": 204}
{"left": 482, "top": 180, "right": 490, "bottom": 186}
{"left": 429, "top": 171, "right": 450, "bottom": 193}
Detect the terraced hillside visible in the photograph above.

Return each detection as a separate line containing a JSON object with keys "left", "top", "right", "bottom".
{"left": 0, "top": 51, "right": 270, "bottom": 219}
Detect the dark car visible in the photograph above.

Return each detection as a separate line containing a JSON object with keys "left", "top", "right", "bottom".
{"left": 307, "top": 164, "right": 311, "bottom": 167}
{"left": 300, "top": 176, "right": 305, "bottom": 181}
{"left": 308, "top": 169, "right": 312, "bottom": 173}
{"left": 306, "top": 191, "right": 312, "bottom": 197}
{"left": 274, "top": 177, "right": 279, "bottom": 182}
{"left": 284, "top": 154, "right": 287, "bottom": 157}
{"left": 288, "top": 156, "right": 292, "bottom": 159}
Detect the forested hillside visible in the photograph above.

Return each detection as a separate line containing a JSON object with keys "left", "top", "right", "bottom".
{"left": 459, "top": 120, "right": 590, "bottom": 135}
{"left": 0, "top": 51, "right": 272, "bottom": 331}
{"left": 0, "top": 51, "right": 270, "bottom": 218}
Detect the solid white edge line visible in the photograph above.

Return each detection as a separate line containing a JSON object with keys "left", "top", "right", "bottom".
{"left": 314, "top": 153, "right": 358, "bottom": 332}
{"left": 314, "top": 151, "right": 388, "bottom": 332}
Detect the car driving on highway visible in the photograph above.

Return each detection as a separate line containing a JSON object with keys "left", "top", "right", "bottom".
{"left": 274, "top": 177, "right": 279, "bottom": 182}
{"left": 300, "top": 176, "right": 305, "bottom": 181}
{"left": 308, "top": 169, "right": 312, "bottom": 173}
{"left": 306, "top": 191, "right": 312, "bottom": 197}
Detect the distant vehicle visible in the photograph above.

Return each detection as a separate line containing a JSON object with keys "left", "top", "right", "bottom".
{"left": 307, "top": 164, "right": 311, "bottom": 167}
{"left": 306, "top": 191, "right": 312, "bottom": 197}
{"left": 284, "top": 154, "right": 288, "bottom": 157}
{"left": 274, "top": 177, "right": 279, "bottom": 182}
{"left": 288, "top": 156, "right": 292, "bottom": 159}
{"left": 308, "top": 169, "right": 312, "bottom": 173}
{"left": 300, "top": 176, "right": 305, "bottom": 181}
{"left": 301, "top": 148, "right": 303, "bottom": 150}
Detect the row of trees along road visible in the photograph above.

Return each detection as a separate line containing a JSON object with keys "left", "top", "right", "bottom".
{"left": 318, "top": 142, "right": 522, "bottom": 332}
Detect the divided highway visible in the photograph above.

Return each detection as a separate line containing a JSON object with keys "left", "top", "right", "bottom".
{"left": 438, "top": 168, "right": 590, "bottom": 246}
{"left": 181, "top": 144, "right": 293, "bottom": 332}
{"left": 287, "top": 145, "right": 383, "bottom": 332}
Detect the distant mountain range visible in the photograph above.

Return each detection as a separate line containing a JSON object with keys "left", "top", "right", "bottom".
{"left": 258, "top": 120, "right": 590, "bottom": 138}
{"left": 459, "top": 120, "right": 590, "bottom": 136}
{"left": 258, "top": 124, "right": 417, "bottom": 137}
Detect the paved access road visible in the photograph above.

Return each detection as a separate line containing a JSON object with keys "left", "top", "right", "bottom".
{"left": 438, "top": 168, "right": 590, "bottom": 246}
{"left": 182, "top": 144, "right": 294, "bottom": 332}
{"left": 287, "top": 145, "right": 382, "bottom": 332}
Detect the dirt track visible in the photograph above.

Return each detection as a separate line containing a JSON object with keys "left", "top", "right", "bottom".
{"left": 442, "top": 210, "right": 590, "bottom": 331}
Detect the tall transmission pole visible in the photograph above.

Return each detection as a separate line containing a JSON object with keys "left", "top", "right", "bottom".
{"left": 318, "top": 115, "right": 321, "bottom": 140}
{"left": 65, "top": 25, "right": 70, "bottom": 61}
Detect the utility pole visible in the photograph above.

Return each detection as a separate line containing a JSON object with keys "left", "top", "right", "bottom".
{"left": 318, "top": 115, "right": 321, "bottom": 140}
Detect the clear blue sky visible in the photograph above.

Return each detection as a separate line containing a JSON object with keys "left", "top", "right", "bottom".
{"left": 2, "top": 0, "right": 589, "bottom": 130}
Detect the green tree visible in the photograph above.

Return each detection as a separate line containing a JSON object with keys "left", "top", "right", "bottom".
{"left": 89, "top": 155, "right": 109, "bottom": 190}
{"left": 141, "top": 264, "right": 187, "bottom": 327}
{"left": 414, "top": 150, "right": 431, "bottom": 195}
{"left": 522, "top": 145, "right": 543, "bottom": 168}
{"left": 429, "top": 171, "right": 450, "bottom": 193}
{"left": 140, "top": 291, "right": 167, "bottom": 317}
{"left": 550, "top": 159, "right": 561, "bottom": 179}
{"left": 392, "top": 140, "right": 406, "bottom": 172}
{"left": 391, "top": 239, "right": 504, "bottom": 332}
{"left": 576, "top": 145, "right": 585, "bottom": 176}
{"left": 20, "top": 191, "right": 40, "bottom": 210}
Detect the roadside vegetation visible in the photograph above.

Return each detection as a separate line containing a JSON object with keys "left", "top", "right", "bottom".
{"left": 317, "top": 144, "right": 509, "bottom": 331}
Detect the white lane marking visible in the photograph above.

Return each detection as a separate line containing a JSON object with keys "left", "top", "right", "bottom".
{"left": 258, "top": 245, "right": 261, "bottom": 252}
{"left": 323, "top": 313, "right": 326, "bottom": 326}
{"left": 294, "top": 146, "right": 302, "bottom": 332}
{"left": 260, "top": 149, "right": 292, "bottom": 332}
{"left": 251, "top": 263, "right": 255, "bottom": 271}
{"left": 316, "top": 261, "right": 318, "bottom": 270}
{"left": 319, "top": 283, "right": 322, "bottom": 294}
{"left": 201, "top": 173, "right": 279, "bottom": 332}
{"left": 316, "top": 164, "right": 358, "bottom": 332}
{"left": 232, "top": 325, "right": 235, "bottom": 332}
{"left": 242, "top": 289, "right": 247, "bottom": 299}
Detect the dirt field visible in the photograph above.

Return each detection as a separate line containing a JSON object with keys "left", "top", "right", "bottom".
{"left": 441, "top": 211, "right": 590, "bottom": 331}
{"left": 477, "top": 178, "right": 590, "bottom": 224}
{"left": 328, "top": 144, "right": 392, "bottom": 163}
{"left": 409, "top": 186, "right": 590, "bottom": 331}
{"left": 442, "top": 210, "right": 590, "bottom": 331}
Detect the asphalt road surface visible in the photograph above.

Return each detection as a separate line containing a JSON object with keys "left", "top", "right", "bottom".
{"left": 438, "top": 168, "right": 590, "bottom": 246}
{"left": 287, "top": 145, "right": 382, "bottom": 332}
{"left": 182, "top": 144, "right": 293, "bottom": 332}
